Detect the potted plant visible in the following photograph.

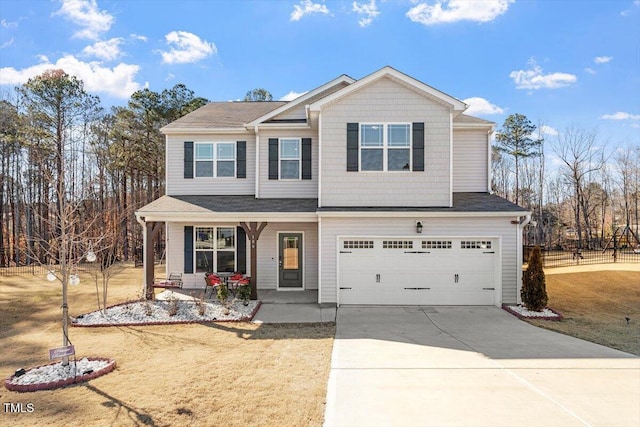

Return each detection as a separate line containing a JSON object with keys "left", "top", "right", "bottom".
{"left": 216, "top": 283, "right": 230, "bottom": 315}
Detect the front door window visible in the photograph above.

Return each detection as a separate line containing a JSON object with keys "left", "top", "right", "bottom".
{"left": 279, "top": 233, "right": 303, "bottom": 289}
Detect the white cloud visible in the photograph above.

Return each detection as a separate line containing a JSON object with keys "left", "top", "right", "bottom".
{"left": 280, "top": 90, "right": 308, "bottom": 101}
{"left": 353, "top": 0, "right": 380, "bottom": 27}
{"left": 1, "top": 38, "right": 14, "bottom": 49}
{"left": 82, "top": 38, "right": 123, "bottom": 61}
{"left": 158, "top": 31, "right": 217, "bottom": 64}
{"left": 600, "top": 112, "right": 640, "bottom": 120}
{"left": 584, "top": 67, "right": 596, "bottom": 75}
{"left": 130, "top": 34, "right": 148, "bottom": 42}
{"left": 290, "top": 0, "right": 330, "bottom": 21}
{"left": 540, "top": 125, "right": 558, "bottom": 136}
{"left": 594, "top": 56, "right": 613, "bottom": 64}
{"left": 0, "top": 54, "right": 141, "bottom": 99}
{"left": 407, "top": 0, "right": 513, "bottom": 25}
{"left": 53, "top": 0, "right": 114, "bottom": 40}
{"left": 462, "top": 97, "right": 504, "bottom": 115}
{"left": 509, "top": 59, "right": 577, "bottom": 90}
{"left": 1, "top": 19, "right": 18, "bottom": 29}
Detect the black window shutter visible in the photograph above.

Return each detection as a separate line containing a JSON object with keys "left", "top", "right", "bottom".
{"left": 184, "top": 141, "right": 194, "bottom": 179}
{"left": 184, "top": 226, "right": 194, "bottom": 274}
{"left": 301, "top": 138, "right": 312, "bottom": 180}
{"left": 236, "top": 226, "right": 246, "bottom": 274}
{"left": 412, "top": 122, "right": 425, "bottom": 172}
{"left": 346, "top": 123, "right": 359, "bottom": 172}
{"left": 236, "top": 141, "right": 246, "bottom": 179}
{"left": 268, "top": 138, "right": 279, "bottom": 180}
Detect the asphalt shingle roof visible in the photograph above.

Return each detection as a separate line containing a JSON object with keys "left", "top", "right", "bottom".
{"left": 161, "top": 101, "right": 287, "bottom": 130}
{"left": 138, "top": 193, "right": 526, "bottom": 214}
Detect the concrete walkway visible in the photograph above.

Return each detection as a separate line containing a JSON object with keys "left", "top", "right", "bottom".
{"left": 324, "top": 306, "right": 640, "bottom": 427}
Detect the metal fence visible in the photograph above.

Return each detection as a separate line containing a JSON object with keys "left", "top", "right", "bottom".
{"left": 525, "top": 245, "right": 640, "bottom": 268}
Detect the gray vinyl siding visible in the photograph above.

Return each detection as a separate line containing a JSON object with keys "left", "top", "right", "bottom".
{"left": 319, "top": 217, "right": 518, "bottom": 304}
{"left": 165, "top": 133, "right": 255, "bottom": 196}
{"left": 320, "top": 77, "right": 452, "bottom": 207}
{"left": 258, "top": 129, "right": 319, "bottom": 198}
{"left": 166, "top": 221, "right": 318, "bottom": 290}
{"left": 453, "top": 129, "right": 489, "bottom": 192}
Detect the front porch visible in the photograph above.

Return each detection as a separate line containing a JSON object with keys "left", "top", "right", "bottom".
{"left": 157, "top": 288, "right": 318, "bottom": 304}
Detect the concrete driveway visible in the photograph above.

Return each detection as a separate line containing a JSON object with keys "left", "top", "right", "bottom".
{"left": 324, "top": 306, "right": 640, "bottom": 427}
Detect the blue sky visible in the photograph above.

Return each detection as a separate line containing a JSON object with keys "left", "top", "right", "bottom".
{"left": 1, "top": 0, "right": 639, "bottom": 148}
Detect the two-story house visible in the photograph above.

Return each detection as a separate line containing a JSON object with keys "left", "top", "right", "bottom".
{"left": 136, "top": 66, "right": 530, "bottom": 307}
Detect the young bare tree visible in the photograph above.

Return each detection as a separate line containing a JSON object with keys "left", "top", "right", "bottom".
{"left": 18, "top": 69, "right": 102, "bottom": 364}
{"left": 553, "top": 126, "right": 606, "bottom": 251}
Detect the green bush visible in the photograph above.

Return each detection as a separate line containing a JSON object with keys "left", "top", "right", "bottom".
{"left": 521, "top": 245, "right": 548, "bottom": 311}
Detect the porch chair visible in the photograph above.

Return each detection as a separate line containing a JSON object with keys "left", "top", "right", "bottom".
{"left": 152, "top": 272, "right": 183, "bottom": 290}
{"left": 204, "top": 272, "right": 222, "bottom": 298}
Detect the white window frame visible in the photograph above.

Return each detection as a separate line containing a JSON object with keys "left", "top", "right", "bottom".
{"left": 194, "top": 226, "right": 236, "bottom": 273}
{"left": 194, "top": 142, "right": 236, "bottom": 178}
{"left": 279, "top": 138, "right": 301, "bottom": 180}
{"left": 359, "top": 123, "right": 412, "bottom": 172}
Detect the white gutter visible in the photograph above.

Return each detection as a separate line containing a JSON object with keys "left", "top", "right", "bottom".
{"left": 255, "top": 125, "right": 260, "bottom": 198}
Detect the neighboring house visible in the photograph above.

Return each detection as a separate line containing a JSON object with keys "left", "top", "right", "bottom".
{"left": 136, "top": 66, "right": 530, "bottom": 307}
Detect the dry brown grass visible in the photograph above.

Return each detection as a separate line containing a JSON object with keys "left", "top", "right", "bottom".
{"left": 527, "top": 267, "right": 640, "bottom": 356}
{"left": 0, "top": 265, "right": 335, "bottom": 427}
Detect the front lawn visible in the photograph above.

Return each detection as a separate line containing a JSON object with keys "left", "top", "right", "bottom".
{"left": 527, "top": 267, "right": 640, "bottom": 356}
{"left": 0, "top": 265, "right": 335, "bottom": 427}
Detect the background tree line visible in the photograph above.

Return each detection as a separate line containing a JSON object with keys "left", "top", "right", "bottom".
{"left": 0, "top": 69, "right": 208, "bottom": 266}
{"left": 492, "top": 114, "right": 640, "bottom": 251}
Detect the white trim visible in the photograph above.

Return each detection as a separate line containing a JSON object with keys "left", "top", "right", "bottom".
{"left": 161, "top": 127, "right": 251, "bottom": 135}
{"left": 318, "top": 113, "right": 323, "bottom": 208}
{"left": 449, "top": 112, "right": 453, "bottom": 207}
{"left": 486, "top": 130, "right": 492, "bottom": 193}
{"left": 247, "top": 75, "right": 355, "bottom": 126}
{"left": 358, "top": 123, "right": 412, "bottom": 172}
{"left": 309, "top": 66, "right": 467, "bottom": 113}
{"left": 276, "top": 231, "right": 306, "bottom": 291}
{"left": 318, "top": 217, "right": 322, "bottom": 304}
{"left": 452, "top": 122, "right": 495, "bottom": 130}
{"left": 318, "top": 210, "right": 530, "bottom": 219}
{"left": 139, "top": 212, "right": 319, "bottom": 223}
{"left": 255, "top": 126, "right": 260, "bottom": 198}
{"left": 278, "top": 138, "right": 302, "bottom": 180}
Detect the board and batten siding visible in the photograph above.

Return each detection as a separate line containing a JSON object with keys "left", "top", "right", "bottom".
{"left": 258, "top": 129, "right": 319, "bottom": 198}
{"left": 320, "top": 76, "right": 451, "bottom": 207}
{"left": 319, "top": 217, "right": 519, "bottom": 305}
{"left": 452, "top": 129, "right": 489, "bottom": 192}
{"left": 165, "top": 222, "right": 318, "bottom": 290}
{"left": 165, "top": 134, "right": 256, "bottom": 196}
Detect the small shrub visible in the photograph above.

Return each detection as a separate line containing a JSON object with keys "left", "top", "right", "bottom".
{"left": 193, "top": 295, "right": 206, "bottom": 316}
{"left": 143, "top": 300, "right": 153, "bottom": 316}
{"left": 167, "top": 297, "right": 179, "bottom": 316}
{"left": 237, "top": 283, "right": 251, "bottom": 306}
{"left": 216, "top": 284, "right": 230, "bottom": 315}
{"left": 521, "top": 245, "right": 548, "bottom": 311}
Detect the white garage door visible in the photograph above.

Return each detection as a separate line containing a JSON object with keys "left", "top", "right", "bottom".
{"left": 338, "top": 237, "right": 497, "bottom": 305}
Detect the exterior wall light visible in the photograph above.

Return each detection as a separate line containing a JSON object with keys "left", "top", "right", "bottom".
{"left": 416, "top": 221, "right": 423, "bottom": 234}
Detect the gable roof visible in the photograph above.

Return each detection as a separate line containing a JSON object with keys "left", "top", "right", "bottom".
{"left": 161, "top": 101, "right": 286, "bottom": 133}
{"left": 246, "top": 74, "right": 355, "bottom": 126}
{"left": 309, "top": 66, "right": 467, "bottom": 113}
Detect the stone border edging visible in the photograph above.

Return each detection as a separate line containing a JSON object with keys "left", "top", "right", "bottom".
{"left": 4, "top": 357, "right": 116, "bottom": 393}
{"left": 502, "top": 304, "right": 563, "bottom": 321}
{"left": 71, "top": 301, "right": 262, "bottom": 327}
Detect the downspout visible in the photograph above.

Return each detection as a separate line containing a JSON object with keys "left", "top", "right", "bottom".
{"left": 516, "top": 213, "right": 532, "bottom": 304}
{"left": 135, "top": 213, "right": 147, "bottom": 296}
{"left": 255, "top": 126, "right": 260, "bottom": 198}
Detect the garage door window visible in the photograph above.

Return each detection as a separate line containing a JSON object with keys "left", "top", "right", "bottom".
{"left": 382, "top": 240, "right": 413, "bottom": 249}
{"left": 422, "top": 240, "right": 452, "bottom": 249}
{"left": 461, "top": 241, "right": 492, "bottom": 249}
{"left": 344, "top": 240, "right": 374, "bottom": 249}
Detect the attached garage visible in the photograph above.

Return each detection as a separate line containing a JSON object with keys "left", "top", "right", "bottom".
{"left": 338, "top": 237, "right": 499, "bottom": 306}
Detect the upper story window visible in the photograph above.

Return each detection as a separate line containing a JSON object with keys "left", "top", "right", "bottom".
{"left": 279, "top": 138, "right": 301, "bottom": 179}
{"left": 195, "top": 142, "right": 236, "bottom": 178}
{"left": 360, "top": 124, "right": 411, "bottom": 171}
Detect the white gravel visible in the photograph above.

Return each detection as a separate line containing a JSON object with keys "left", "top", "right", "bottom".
{"left": 506, "top": 304, "right": 560, "bottom": 318}
{"left": 73, "top": 298, "right": 259, "bottom": 325}
{"left": 8, "top": 358, "right": 110, "bottom": 386}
